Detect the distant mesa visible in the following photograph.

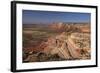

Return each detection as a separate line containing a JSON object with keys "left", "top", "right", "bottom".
{"left": 49, "top": 22, "right": 90, "bottom": 33}
{"left": 50, "top": 22, "right": 65, "bottom": 30}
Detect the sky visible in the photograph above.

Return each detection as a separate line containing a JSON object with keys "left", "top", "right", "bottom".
{"left": 23, "top": 10, "right": 91, "bottom": 24}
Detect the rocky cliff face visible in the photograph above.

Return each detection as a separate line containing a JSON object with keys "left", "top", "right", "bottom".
{"left": 35, "top": 32, "right": 81, "bottom": 60}
{"left": 23, "top": 23, "right": 90, "bottom": 62}
{"left": 23, "top": 31, "right": 91, "bottom": 62}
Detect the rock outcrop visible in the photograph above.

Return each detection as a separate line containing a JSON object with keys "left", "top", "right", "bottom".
{"left": 38, "top": 32, "right": 81, "bottom": 59}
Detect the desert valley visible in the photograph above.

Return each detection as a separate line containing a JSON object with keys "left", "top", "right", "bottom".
{"left": 22, "top": 22, "right": 91, "bottom": 63}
